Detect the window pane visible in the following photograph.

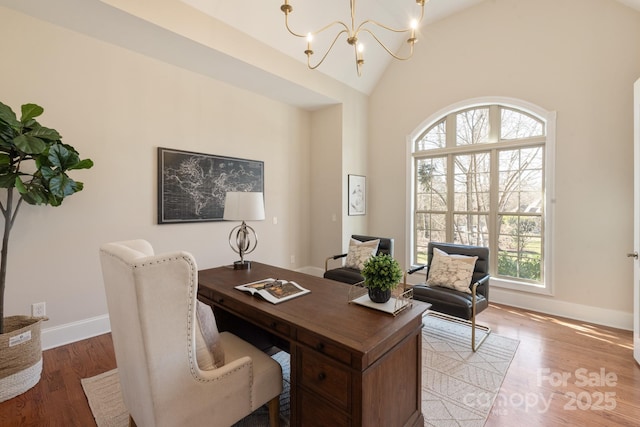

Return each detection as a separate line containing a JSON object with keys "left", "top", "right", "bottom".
{"left": 453, "top": 153, "right": 490, "bottom": 211}
{"left": 456, "top": 108, "right": 489, "bottom": 145}
{"left": 501, "top": 108, "right": 544, "bottom": 139}
{"left": 415, "top": 213, "right": 446, "bottom": 264}
{"left": 453, "top": 214, "right": 489, "bottom": 246}
{"left": 498, "top": 147, "right": 544, "bottom": 213}
{"left": 415, "top": 157, "right": 447, "bottom": 211}
{"left": 498, "top": 215, "right": 542, "bottom": 281}
{"left": 416, "top": 120, "right": 446, "bottom": 151}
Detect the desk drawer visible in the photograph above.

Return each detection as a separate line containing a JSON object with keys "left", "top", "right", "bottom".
{"left": 298, "top": 388, "right": 350, "bottom": 427}
{"left": 298, "top": 329, "right": 352, "bottom": 365}
{"left": 204, "top": 290, "right": 291, "bottom": 337}
{"left": 299, "top": 347, "right": 350, "bottom": 410}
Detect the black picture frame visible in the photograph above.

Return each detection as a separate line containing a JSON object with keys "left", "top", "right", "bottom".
{"left": 348, "top": 174, "right": 366, "bottom": 216}
{"left": 157, "top": 147, "right": 264, "bottom": 224}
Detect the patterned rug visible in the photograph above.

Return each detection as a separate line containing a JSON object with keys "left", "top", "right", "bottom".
{"left": 82, "top": 316, "right": 518, "bottom": 427}
{"left": 422, "top": 313, "right": 519, "bottom": 426}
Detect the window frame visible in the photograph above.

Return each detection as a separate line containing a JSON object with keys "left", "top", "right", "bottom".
{"left": 406, "top": 97, "right": 556, "bottom": 295}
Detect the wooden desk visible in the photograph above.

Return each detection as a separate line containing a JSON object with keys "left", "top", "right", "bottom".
{"left": 198, "top": 262, "right": 428, "bottom": 427}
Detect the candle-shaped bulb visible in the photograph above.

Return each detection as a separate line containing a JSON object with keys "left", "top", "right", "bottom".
{"left": 305, "top": 32, "right": 313, "bottom": 55}
{"left": 409, "top": 19, "right": 418, "bottom": 42}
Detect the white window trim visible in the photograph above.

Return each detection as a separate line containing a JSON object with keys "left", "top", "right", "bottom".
{"left": 406, "top": 96, "right": 556, "bottom": 296}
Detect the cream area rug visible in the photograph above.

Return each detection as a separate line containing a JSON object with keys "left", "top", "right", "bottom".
{"left": 422, "top": 313, "right": 519, "bottom": 426}
{"left": 82, "top": 316, "right": 518, "bottom": 427}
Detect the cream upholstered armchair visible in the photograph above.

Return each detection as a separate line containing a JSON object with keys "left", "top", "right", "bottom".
{"left": 99, "top": 240, "right": 282, "bottom": 427}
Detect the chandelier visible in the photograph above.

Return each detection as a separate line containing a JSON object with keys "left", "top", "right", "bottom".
{"left": 280, "top": 0, "right": 426, "bottom": 76}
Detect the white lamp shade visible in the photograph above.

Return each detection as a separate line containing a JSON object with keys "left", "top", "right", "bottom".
{"left": 223, "top": 192, "right": 265, "bottom": 221}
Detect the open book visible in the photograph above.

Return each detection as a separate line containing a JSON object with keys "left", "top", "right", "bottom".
{"left": 235, "top": 278, "right": 310, "bottom": 304}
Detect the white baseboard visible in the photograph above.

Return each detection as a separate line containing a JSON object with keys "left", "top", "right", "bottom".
{"left": 41, "top": 314, "right": 111, "bottom": 350}
{"left": 490, "top": 287, "right": 633, "bottom": 331}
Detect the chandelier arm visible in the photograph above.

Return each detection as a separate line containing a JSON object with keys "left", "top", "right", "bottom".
{"left": 283, "top": 13, "right": 307, "bottom": 38}
{"left": 356, "top": 19, "right": 415, "bottom": 34}
{"left": 360, "top": 28, "right": 416, "bottom": 61}
{"left": 284, "top": 14, "right": 350, "bottom": 39}
{"left": 307, "top": 30, "right": 348, "bottom": 70}
{"left": 312, "top": 20, "right": 350, "bottom": 37}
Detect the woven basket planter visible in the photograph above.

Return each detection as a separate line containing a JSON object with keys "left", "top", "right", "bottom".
{"left": 0, "top": 316, "right": 45, "bottom": 402}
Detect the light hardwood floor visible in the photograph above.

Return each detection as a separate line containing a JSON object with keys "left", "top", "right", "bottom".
{"left": 0, "top": 303, "right": 639, "bottom": 426}
{"left": 482, "top": 304, "right": 640, "bottom": 426}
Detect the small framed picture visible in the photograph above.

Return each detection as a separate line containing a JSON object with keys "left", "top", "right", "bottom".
{"left": 348, "top": 174, "right": 366, "bottom": 216}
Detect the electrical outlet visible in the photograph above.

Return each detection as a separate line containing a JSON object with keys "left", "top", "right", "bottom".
{"left": 290, "top": 255, "right": 295, "bottom": 264}
{"left": 32, "top": 302, "right": 46, "bottom": 317}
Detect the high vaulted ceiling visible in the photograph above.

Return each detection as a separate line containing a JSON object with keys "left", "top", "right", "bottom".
{"left": 186, "top": 0, "right": 640, "bottom": 95}
{"left": 1, "top": 0, "right": 640, "bottom": 109}
{"left": 183, "top": 0, "right": 485, "bottom": 95}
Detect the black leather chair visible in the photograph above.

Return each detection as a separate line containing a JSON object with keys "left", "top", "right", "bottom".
{"left": 323, "top": 235, "right": 394, "bottom": 285}
{"left": 408, "top": 242, "right": 491, "bottom": 351}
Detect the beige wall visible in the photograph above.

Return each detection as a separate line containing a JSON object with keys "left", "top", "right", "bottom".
{"left": 342, "top": 93, "right": 370, "bottom": 248}
{"left": 310, "top": 105, "right": 343, "bottom": 268}
{"left": 0, "top": 7, "right": 317, "bottom": 342}
{"left": 308, "top": 94, "right": 370, "bottom": 269}
{"left": 369, "top": 0, "right": 640, "bottom": 327}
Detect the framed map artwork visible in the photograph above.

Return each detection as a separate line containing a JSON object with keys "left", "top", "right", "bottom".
{"left": 157, "top": 147, "right": 264, "bottom": 224}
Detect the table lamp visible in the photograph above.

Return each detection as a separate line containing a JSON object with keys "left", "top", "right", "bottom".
{"left": 223, "top": 191, "right": 265, "bottom": 270}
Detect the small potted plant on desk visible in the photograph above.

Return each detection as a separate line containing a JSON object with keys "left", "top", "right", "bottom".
{"left": 361, "top": 253, "right": 403, "bottom": 303}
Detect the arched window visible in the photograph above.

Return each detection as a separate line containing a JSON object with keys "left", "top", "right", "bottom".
{"left": 409, "top": 99, "right": 555, "bottom": 293}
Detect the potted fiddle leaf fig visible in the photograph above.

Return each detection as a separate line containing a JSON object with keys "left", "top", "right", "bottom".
{"left": 361, "top": 253, "right": 403, "bottom": 303}
{"left": 0, "top": 101, "right": 93, "bottom": 401}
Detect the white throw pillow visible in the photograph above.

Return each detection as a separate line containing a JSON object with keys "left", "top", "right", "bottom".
{"left": 195, "top": 300, "right": 225, "bottom": 369}
{"left": 345, "top": 238, "right": 380, "bottom": 270}
{"left": 426, "top": 248, "right": 478, "bottom": 294}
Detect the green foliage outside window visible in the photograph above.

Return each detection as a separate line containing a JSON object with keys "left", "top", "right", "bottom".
{"left": 497, "top": 252, "right": 541, "bottom": 281}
